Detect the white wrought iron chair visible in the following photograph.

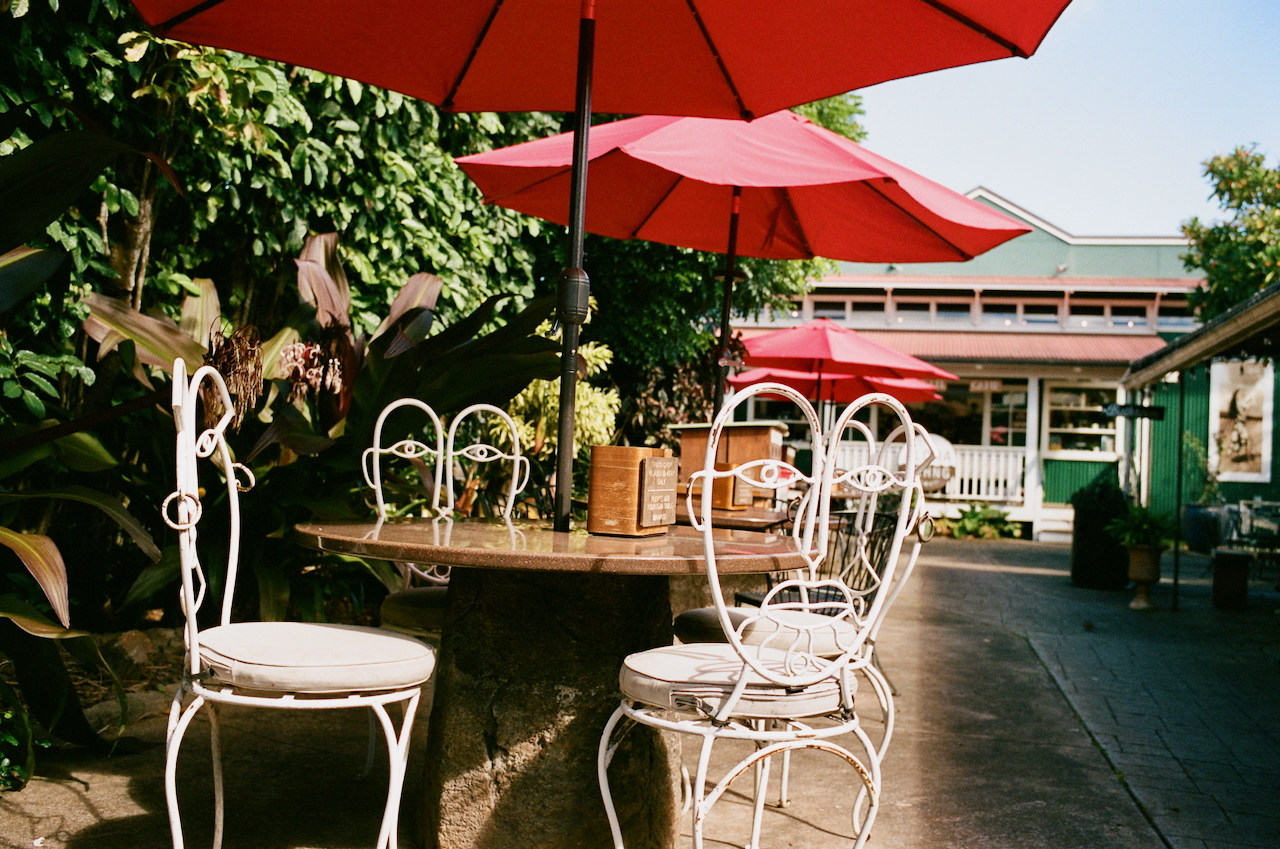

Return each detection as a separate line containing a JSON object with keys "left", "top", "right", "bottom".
{"left": 163, "top": 360, "right": 435, "bottom": 849}
{"left": 375, "top": 402, "right": 529, "bottom": 637}
{"left": 599, "top": 383, "right": 923, "bottom": 849}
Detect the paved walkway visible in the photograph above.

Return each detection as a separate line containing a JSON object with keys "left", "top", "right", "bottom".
{"left": 2, "top": 539, "right": 1277, "bottom": 848}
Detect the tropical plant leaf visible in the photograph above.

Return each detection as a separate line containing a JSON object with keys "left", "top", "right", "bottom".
{"left": 83, "top": 292, "right": 205, "bottom": 370}
{"left": 414, "top": 294, "right": 510, "bottom": 361}
{"left": 0, "top": 131, "right": 135, "bottom": 256}
{"left": 52, "top": 430, "right": 120, "bottom": 472}
{"left": 371, "top": 272, "right": 443, "bottom": 343}
{"left": 0, "top": 444, "right": 53, "bottom": 481}
{"left": 0, "top": 675, "right": 36, "bottom": 789}
{"left": 0, "top": 615, "right": 104, "bottom": 750}
{"left": 119, "top": 544, "right": 180, "bottom": 610}
{"left": 295, "top": 232, "right": 350, "bottom": 327}
{"left": 0, "top": 530, "right": 70, "bottom": 628}
{"left": 0, "top": 247, "right": 67, "bottom": 313}
{"left": 253, "top": 563, "right": 290, "bottom": 622}
{"left": 0, "top": 485, "right": 161, "bottom": 562}
{"left": 178, "top": 277, "right": 221, "bottom": 350}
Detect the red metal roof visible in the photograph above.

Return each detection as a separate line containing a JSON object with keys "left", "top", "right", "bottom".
{"left": 854, "top": 331, "right": 1168, "bottom": 365}
{"left": 818, "top": 274, "right": 1200, "bottom": 292}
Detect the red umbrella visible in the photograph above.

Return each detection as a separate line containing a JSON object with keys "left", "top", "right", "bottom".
{"left": 457, "top": 110, "right": 1029, "bottom": 407}
{"left": 129, "top": 0, "right": 1072, "bottom": 527}
{"left": 743, "top": 318, "right": 959, "bottom": 381}
{"left": 728, "top": 367, "right": 942, "bottom": 404}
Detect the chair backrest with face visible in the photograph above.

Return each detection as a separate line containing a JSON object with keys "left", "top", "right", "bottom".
{"left": 362, "top": 399, "right": 446, "bottom": 520}
{"left": 690, "top": 382, "right": 857, "bottom": 689}
{"left": 165, "top": 359, "right": 257, "bottom": 675}
{"left": 443, "top": 403, "right": 530, "bottom": 518}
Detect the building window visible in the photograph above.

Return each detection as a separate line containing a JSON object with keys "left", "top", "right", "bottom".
{"left": 812, "top": 300, "right": 847, "bottom": 320}
{"left": 1110, "top": 305, "right": 1149, "bottom": 328}
{"left": 1068, "top": 304, "right": 1105, "bottom": 329}
{"left": 936, "top": 302, "right": 972, "bottom": 323}
{"left": 982, "top": 303, "right": 1018, "bottom": 327}
{"left": 1022, "top": 303, "right": 1060, "bottom": 325}
{"left": 1044, "top": 385, "right": 1118, "bottom": 456}
{"left": 893, "top": 302, "right": 930, "bottom": 324}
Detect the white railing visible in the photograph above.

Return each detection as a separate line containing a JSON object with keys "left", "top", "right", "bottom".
{"left": 831, "top": 442, "right": 1025, "bottom": 503}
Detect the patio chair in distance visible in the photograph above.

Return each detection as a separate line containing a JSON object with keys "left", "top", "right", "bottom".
{"left": 374, "top": 401, "right": 529, "bottom": 638}
{"left": 162, "top": 360, "right": 435, "bottom": 849}
{"left": 599, "top": 382, "right": 925, "bottom": 848}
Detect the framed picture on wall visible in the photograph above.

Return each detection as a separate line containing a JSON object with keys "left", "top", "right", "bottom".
{"left": 1209, "top": 360, "right": 1273, "bottom": 482}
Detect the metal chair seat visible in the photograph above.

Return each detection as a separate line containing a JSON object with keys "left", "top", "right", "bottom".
{"left": 199, "top": 621, "right": 436, "bottom": 693}
{"left": 621, "top": 643, "right": 846, "bottom": 719}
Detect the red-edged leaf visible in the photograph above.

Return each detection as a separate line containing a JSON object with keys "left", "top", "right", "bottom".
{"left": 83, "top": 292, "right": 205, "bottom": 370}
{"left": 372, "top": 273, "right": 443, "bottom": 342}
{"left": 295, "top": 233, "right": 350, "bottom": 326}
{"left": 0, "top": 529, "right": 70, "bottom": 628}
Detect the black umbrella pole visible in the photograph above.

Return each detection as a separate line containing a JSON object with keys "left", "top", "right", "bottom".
{"left": 712, "top": 187, "right": 743, "bottom": 415}
{"left": 554, "top": 7, "right": 596, "bottom": 532}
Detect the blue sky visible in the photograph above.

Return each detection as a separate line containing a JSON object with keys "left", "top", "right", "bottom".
{"left": 856, "top": 0, "right": 1280, "bottom": 237}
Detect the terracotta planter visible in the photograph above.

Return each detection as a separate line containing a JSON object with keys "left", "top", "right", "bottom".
{"left": 1126, "top": 544, "right": 1163, "bottom": 610}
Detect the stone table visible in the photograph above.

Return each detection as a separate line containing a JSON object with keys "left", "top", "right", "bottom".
{"left": 294, "top": 518, "right": 803, "bottom": 849}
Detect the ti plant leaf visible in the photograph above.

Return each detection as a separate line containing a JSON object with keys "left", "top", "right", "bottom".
{"left": 0, "top": 485, "right": 161, "bottom": 563}
{"left": 0, "top": 247, "right": 67, "bottom": 314}
{"left": 0, "top": 530, "right": 69, "bottom": 628}
{"left": 83, "top": 292, "right": 206, "bottom": 370}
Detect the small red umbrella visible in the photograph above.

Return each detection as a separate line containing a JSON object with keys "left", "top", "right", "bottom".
{"left": 728, "top": 367, "right": 942, "bottom": 404}
{"left": 743, "top": 318, "right": 959, "bottom": 381}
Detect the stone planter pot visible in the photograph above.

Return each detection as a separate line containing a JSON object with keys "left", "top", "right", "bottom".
{"left": 1126, "top": 544, "right": 1163, "bottom": 610}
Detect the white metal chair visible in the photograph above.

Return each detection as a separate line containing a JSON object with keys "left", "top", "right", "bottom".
{"left": 374, "top": 402, "right": 529, "bottom": 637}
{"left": 163, "top": 360, "right": 435, "bottom": 849}
{"left": 599, "top": 383, "right": 924, "bottom": 849}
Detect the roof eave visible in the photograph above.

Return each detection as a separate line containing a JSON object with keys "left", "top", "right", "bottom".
{"left": 1121, "top": 283, "right": 1280, "bottom": 389}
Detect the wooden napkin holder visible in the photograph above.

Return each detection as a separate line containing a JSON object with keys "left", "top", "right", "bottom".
{"left": 587, "top": 446, "right": 679, "bottom": 536}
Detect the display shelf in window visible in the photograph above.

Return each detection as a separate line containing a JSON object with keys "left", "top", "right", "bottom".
{"left": 1045, "top": 386, "right": 1119, "bottom": 456}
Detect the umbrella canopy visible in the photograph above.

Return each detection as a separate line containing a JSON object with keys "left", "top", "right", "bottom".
{"left": 129, "top": 0, "right": 1072, "bottom": 528}
{"left": 743, "top": 318, "right": 959, "bottom": 381}
{"left": 130, "top": 2, "right": 1072, "bottom": 120}
{"left": 728, "top": 367, "right": 942, "bottom": 404}
{"left": 456, "top": 110, "right": 1032, "bottom": 262}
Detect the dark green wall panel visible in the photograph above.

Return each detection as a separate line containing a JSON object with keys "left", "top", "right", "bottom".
{"left": 1043, "top": 460, "right": 1118, "bottom": 504}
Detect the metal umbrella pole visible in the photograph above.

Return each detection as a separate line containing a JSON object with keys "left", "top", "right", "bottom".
{"left": 553, "top": 1, "right": 596, "bottom": 531}
{"left": 712, "top": 186, "right": 743, "bottom": 415}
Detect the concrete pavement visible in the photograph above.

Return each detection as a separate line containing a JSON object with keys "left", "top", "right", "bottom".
{"left": 2, "top": 538, "right": 1277, "bottom": 848}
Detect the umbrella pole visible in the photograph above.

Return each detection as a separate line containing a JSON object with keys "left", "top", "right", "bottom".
{"left": 712, "top": 186, "right": 743, "bottom": 416}
{"left": 553, "top": 2, "right": 596, "bottom": 532}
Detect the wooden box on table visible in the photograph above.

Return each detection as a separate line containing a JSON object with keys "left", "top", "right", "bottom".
{"left": 669, "top": 421, "right": 789, "bottom": 511}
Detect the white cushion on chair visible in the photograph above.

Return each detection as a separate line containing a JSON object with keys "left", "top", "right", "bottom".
{"left": 620, "top": 643, "right": 846, "bottom": 719}
{"left": 380, "top": 586, "right": 449, "bottom": 634}
{"left": 199, "top": 622, "right": 436, "bottom": 693}
{"left": 673, "top": 606, "right": 857, "bottom": 658}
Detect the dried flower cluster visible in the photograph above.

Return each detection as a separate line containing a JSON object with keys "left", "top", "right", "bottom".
{"left": 280, "top": 341, "right": 343, "bottom": 404}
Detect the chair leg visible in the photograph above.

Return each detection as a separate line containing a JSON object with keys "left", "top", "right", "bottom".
{"left": 863, "top": 662, "right": 897, "bottom": 762}
{"left": 359, "top": 707, "right": 378, "bottom": 781}
{"left": 690, "top": 733, "right": 716, "bottom": 849}
{"left": 164, "top": 690, "right": 206, "bottom": 849}
{"left": 370, "top": 690, "right": 421, "bottom": 849}
{"left": 596, "top": 705, "right": 628, "bottom": 849}
{"left": 747, "top": 735, "right": 772, "bottom": 849}
{"left": 208, "top": 703, "right": 224, "bottom": 849}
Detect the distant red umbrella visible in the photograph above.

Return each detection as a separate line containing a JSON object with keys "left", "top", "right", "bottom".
{"left": 457, "top": 110, "right": 1029, "bottom": 406}
{"left": 743, "top": 318, "right": 958, "bottom": 381}
{"left": 729, "top": 367, "right": 942, "bottom": 404}
{"left": 129, "top": 0, "right": 1072, "bottom": 527}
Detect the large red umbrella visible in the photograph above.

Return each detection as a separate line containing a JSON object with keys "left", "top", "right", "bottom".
{"left": 728, "top": 367, "right": 942, "bottom": 404}
{"left": 130, "top": 0, "right": 1072, "bottom": 528}
{"left": 743, "top": 318, "right": 959, "bottom": 381}
{"left": 456, "top": 109, "right": 1029, "bottom": 406}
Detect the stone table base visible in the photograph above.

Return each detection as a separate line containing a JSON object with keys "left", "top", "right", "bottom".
{"left": 421, "top": 569, "right": 679, "bottom": 849}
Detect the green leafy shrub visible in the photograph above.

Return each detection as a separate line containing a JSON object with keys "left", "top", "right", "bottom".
{"left": 935, "top": 503, "right": 1022, "bottom": 540}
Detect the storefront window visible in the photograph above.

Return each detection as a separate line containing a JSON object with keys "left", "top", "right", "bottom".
{"left": 1044, "top": 386, "right": 1118, "bottom": 454}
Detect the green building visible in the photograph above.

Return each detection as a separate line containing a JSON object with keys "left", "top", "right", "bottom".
{"left": 736, "top": 188, "right": 1204, "bottom": 539}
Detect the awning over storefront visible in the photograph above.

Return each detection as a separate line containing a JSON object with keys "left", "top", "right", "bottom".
{"left": 856, "top": 331, "right": 1167, "bottom": 366}
{"left": 1121, "top": 283, "right": 1280, "bottom": 389}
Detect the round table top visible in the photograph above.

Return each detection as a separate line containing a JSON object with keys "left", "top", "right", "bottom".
{"left": 293, "top": 517, "right": 806, "bottom": 575}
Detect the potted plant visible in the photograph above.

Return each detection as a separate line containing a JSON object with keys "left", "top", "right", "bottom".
{"left": 1106, "top": 505, "right": 1177, "bottom": 610}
